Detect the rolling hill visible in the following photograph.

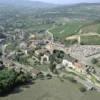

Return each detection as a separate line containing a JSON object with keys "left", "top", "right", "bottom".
{"left": 45, "top": 3, "right": 100, "bottom": 20}
{"left": 0, "top": 0, "right": 57, "bottom": 8}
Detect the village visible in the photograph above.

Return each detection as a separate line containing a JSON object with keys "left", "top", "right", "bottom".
{"left": 0, "top": 30, "right": 100, "bottom": 93}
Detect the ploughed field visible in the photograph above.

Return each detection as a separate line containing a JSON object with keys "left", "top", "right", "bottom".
{"left": 1, "top": 78, "right": 100, "bottom": 100}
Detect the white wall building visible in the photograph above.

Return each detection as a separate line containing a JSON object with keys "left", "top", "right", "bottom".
{"left": 62, "top": 59, "right": 75, "bottom": 69}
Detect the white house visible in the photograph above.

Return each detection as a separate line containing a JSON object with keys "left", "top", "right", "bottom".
{"left": 41, "top": 54, "right": 50, "bottom": 64}
{"left": 62, "top": 59, "right": 75, "bottom": 69}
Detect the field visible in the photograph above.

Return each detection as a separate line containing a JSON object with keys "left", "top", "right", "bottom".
{"left": 50, "top": 21, "right": 85, "bottom": 40}
{"left": 81, "top": 35, "right": 100, "bottom": 45}
{"left": 81, "top": 22, "right": 100, "bottom": 34}
{"left": 49, "top": 20, "right": 100, "bottom": 45}
{"left": 27, "top": 23, "right": 53, "bottom": 32}
{"left": 0, "top": 78, "right": 100, "bottom": 100}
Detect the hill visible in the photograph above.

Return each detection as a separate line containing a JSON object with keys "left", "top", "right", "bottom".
{"left": 0, "top": 2, "right": 100, "bottom": 46}
{"left": 0, "top": 0, "right": 57, "bottom": 8}
{"left": 46, "top": 3, "right": 100, "bottom": 20}
{"left": 80, "top": 21, "right": 100, "bottom": 34}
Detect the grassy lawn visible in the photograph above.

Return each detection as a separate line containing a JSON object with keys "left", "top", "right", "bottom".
{"left": 1, "top": 77, "right": 100, "bottom": 100}
{"left": 81, "top": 35, "right": 100, "bottom": 45}
{"left": 0, "top": 78, "right": 82, "bottom": 100}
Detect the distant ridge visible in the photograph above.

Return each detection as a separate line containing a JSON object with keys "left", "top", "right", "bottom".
{"left": 0, "top": 0, "right": 57, "bottom": 8}
{"left": 50, "top": 2, "right": 100, "bottom": 11}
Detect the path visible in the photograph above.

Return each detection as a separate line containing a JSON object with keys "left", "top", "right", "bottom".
{"left": 66, "top": 32, "right": 100, "bottom": 44}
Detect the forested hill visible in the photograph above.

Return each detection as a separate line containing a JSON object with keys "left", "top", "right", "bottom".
{"left": 0, "top": 0, "right": 57, "bottom": 8}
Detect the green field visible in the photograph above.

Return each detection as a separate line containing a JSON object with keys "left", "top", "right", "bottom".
{"left": 27, "top": 23, "right": 53, "bottom": 32}
{"left": 0, "top": 78, "right": 100, "bottom": 100}
{"left": 81, "top": 35, "right": 100, "bottom": 45}
{"left": 50, "top": 21, "right": 100, "bottom": 43}
{"left": 49, "top": 21, "right": 100, "bottom": 45}
{"left": 50, "top": 22, "right": 85, "bottom": 40}
{"left": 81, "top": 22, "right": 100, "bottom": 34}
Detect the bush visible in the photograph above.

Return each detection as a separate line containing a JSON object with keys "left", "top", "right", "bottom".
{"left": 67, "top": 77, "right": 77, "bottom": 83}
{"left": 0, "top": 68, "right": 32, "bottom": 95}
{"left": 46, "top": 74, "right": 52, "bottom": 79}
{"left": 79, "top": 87, "right": 87, "bottom": 93}
{"left": 36, "top": 72, "right": 46, "bottom": 80}
{"left": 0, "top": 68, "right": 17, "bottom": 95}
{"left": 91, "top": 58, "right": 98, "bottom": 64}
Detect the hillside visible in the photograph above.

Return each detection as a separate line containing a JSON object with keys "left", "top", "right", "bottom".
{"left": 46, "top": 3, "right": 100, "bottom": 20}
{"left": 0, "top": 1, "right": 100, "bottom": 100}
{"left": 0, "top": 2, "right": 100, "bottom": 46}
{"left": 80, "top": 21, "right": 100, "bottom": 34}
{"left": 0, "top": 0, "right": 57, "bottom": 8}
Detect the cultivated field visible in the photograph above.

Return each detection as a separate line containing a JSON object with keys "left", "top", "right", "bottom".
{"left": 50, "top": 21, "right": 85, "bottom": 40}
{"left": 81, "top": 35, "right": 100, "bottom": 45}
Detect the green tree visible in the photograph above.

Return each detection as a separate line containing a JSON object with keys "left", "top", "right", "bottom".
{"left": 0, "top": 68, "right": 32, "bottom": 95}
{"left": 91, "top": 58, "right": 98, "bottom": 64}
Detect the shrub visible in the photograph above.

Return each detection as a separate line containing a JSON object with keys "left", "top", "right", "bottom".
{"left": 79, "top": 87, "right": 87, "bottom": 93}
{"left": 46, "top": 74, "right": 52, "bottom": 79}
{"left": 0, "top": 68, "right": 32, "bottom": 95}
{"left": 91, "top": 58, "right": 98, "bottom": 64}
{"left": 67, "top": 77, "right": 77, "bottom": 83}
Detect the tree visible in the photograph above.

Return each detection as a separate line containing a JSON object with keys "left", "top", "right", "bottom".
{"left": 49, "top": 50, "right": 65, "bottom": 73}
{"left": 91, "top": 58, "right": 98, "bottom": 64}
{"left": 0, "top": 68, "right": 32, "bottom": 95}
{"left": 0, "top": 68, "right": 17, "bottom": 95}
